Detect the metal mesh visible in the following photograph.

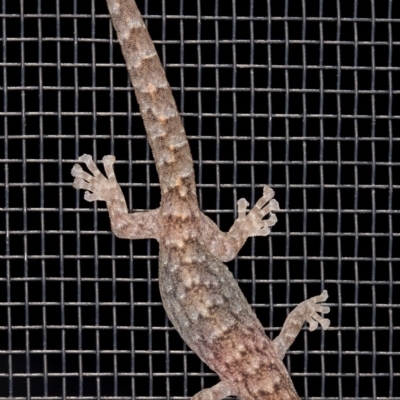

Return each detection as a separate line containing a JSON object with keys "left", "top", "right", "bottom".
{"left": 1, "top": 0, "right": 399, "bottom": 398}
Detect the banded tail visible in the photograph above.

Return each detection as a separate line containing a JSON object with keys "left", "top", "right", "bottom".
{"left": 105, "top": 0, "right": 196, "bottom": 196}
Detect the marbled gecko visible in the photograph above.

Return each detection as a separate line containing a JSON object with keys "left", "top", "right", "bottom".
{"left": 71, "top": 0, "right": 330, "bottom": 398}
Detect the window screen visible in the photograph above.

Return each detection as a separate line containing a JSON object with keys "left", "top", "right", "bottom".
{"left": 0, "top": 0, "right": 399, "bottom": 399}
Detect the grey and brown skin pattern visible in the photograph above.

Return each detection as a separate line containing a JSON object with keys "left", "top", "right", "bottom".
{"left": 71, "top": 0, "right": 330, "bottom": 398}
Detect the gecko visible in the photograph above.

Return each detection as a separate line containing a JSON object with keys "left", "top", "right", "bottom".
{"left": 71, "top": 0, "right": 330, "bottom": 398}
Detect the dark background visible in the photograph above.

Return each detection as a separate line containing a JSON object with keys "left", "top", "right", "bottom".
{"left": 0, "top": 0, "right": 399, "bottom": 398}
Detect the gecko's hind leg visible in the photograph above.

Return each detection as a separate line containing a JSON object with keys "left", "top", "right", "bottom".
{"left": 191, "top": 381, "right": 237, "bottom": 400}
{"left": 273, "top": 291, "right": 330, "bottom": 360}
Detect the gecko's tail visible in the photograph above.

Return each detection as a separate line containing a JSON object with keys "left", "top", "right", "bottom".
{"left": 105, "top": 0, "right": 196, "bottom": 197}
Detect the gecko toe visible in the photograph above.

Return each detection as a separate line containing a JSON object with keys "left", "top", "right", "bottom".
{"left": 268, "top": 199, "right": 280, "bottom": 211}
{"left": 266, "top": 213, "right": 277, "bottom": 226}
{"left": 320, "top": 318, "right": 331, "bottom": 330}
{"left": 307, "top": 318, "right": 318, "bottom": 332}
{"left": 311, "top": 290, "right": 329, "bottom": 304}
{"left": 84, "top": 191, "right": 98, "bottom": 202}
{"left": 257, "top": 225, "right": 271, "bottom": 236}
{"left": 315, "top": 305, "right": 330, "bottom": 314}
{"left": 71, "top": 164, "right": 83, "bottom": 177}
{"left": 262, "top": 185, "right": 275, "bottom": 199}
{"left": 79, "top": 154, "right": 93, "bottom": 163}
{"left": 319, "top": 290, "right": 329, "bottom": 301}
{"left": 76, "top": 179, "right": 94, "bottom": 191}
{"left": 312, "top": 313, "right": 330, "bottom": 331}
{"left": 103, "top": 155, "right": 116, "bottom": 164}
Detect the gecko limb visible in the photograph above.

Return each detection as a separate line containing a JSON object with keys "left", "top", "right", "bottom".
{"left": 199, "top": 186, "right": 279, "bottom": 262}
{"left": 272, "top": 290, "right": 330, "bottom": 360}
{"left": 72, "top": 154, "right": 160, "bottom": 240}
{"left": 191, "top": 381, "right": 237, "bottom": 400}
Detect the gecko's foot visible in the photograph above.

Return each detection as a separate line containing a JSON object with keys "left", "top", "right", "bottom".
{"left": 71, "top": 154, "right": 121, "bottom": 202}
{"left": 235, "top": 186, "right": 280, "bottom": 237}
{"left": 302, "top": 290, "right": 330, "bottom": 331}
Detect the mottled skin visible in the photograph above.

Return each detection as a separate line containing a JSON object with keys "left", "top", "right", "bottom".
{"left": 71, "top": 0, "right": 330, "bottom": 399}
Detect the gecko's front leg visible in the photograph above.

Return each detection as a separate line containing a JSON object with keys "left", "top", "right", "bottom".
{"left": 72, "top": 154, "right": 160, "bottom": 240}
{"left": 200, "top": 186, "right": 279, "bottom": 262}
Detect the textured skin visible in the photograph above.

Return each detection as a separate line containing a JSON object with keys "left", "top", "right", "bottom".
{"left": 71, "top": 1, "right": 330, "bottom": 398}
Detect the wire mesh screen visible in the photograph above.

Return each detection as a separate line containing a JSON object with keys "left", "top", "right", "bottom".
{"left": 0, "top": 0, "right": 399, "bottom": 398}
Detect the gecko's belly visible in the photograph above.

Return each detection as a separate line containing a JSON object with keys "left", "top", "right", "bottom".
{"left": 158, "top": 244, "right": 299, "bottom": 399}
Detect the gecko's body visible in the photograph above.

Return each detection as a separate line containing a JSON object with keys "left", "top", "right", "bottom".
{"left": 72, "top": 1, "right": 330, "bottom": 399}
